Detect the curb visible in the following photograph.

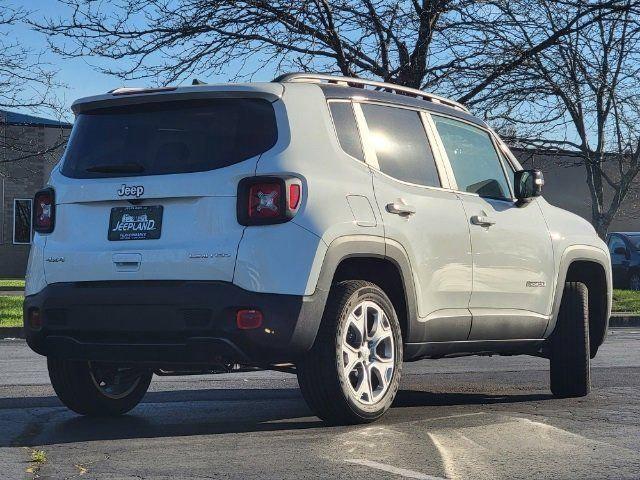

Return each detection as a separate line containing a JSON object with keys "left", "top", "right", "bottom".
{"left": 0, "top": 327, "right": 24, "bottom": 339}
{"left": 0, "top": 316, "right": 638, "bottom": 340}
{"left": 609, "top": 315, "right": 640, "bottom": 327}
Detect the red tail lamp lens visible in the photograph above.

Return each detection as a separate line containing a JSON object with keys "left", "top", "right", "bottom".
{"left": 248, "top": 183, "right": 282, "bottom": 219}
{"left": 236, "top": 309, "right": 263, "bottom": 330}
{"left": 289, "top": 184, "right": 301, "bottom": 210}
{"left": 34, "top": 188, "right": 55, "bottom": 233}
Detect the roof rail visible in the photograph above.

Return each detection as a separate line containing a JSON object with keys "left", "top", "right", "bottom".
{"left": 273, "top": 73, "right": 469, "bottom": 113}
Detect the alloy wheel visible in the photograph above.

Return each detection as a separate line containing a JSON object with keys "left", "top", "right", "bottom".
{"left": 341, "top": 300, "right": 395, "bottom": 405}
{"left": 89, "top": 363, "right": 145, "bottom": 400}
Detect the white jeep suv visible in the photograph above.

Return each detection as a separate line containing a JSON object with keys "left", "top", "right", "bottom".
{"left": 24, "top": 74, "right": 612, "bottom": 424}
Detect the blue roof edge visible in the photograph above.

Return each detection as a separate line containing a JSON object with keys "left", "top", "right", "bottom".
{"left": 0, "top": 109, "right": 72, "bottom": 128}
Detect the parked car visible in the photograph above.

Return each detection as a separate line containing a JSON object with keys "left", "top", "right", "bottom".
{"left": 607, "top": 232, "right": 640, "bottom": 290}
{"left": 24, "top": 74, "right": 612, "bottom": 424}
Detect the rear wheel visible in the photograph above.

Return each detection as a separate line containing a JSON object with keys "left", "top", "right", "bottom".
{"left": 297, "top": 280, "right": 403, "bottom": 425}
{"left": 48, "top": 358, "right": 152, "bottom": 416}
{"left": 549, "top": 282, "right": 590, "bottom": 398}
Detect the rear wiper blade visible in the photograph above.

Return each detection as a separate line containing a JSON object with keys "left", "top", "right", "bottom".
{"left": 86, "top": 163, "right": 145, "bottom": 173}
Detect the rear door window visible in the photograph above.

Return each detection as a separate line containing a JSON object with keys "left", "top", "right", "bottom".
{"left": 361, "top": 103, "right": 440, "bottom": 187}
{"left": 62, "top": 98, "right": 277, "bottom": 178}
{"left": 433, "top": 115, "right": 512, "bottom": 199}
{"left": 328, "top": 101, "right": 364, "bottom": 161}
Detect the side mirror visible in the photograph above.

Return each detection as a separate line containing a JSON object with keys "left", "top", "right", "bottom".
{"left": 514, "top": 169, "right": 544, "bottom": 201}
{"left": 614, "top": 246, "right": 628, "bottom": 257}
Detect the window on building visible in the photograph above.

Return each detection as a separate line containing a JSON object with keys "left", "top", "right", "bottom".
{"left": 360, "top": 103, "right": 441, "bottom": 187}
{"left": 328, "top": 101, "right": 365, "bottom": 161}
{"left": 13, "top": 199, "right": 32, "bottom": 244}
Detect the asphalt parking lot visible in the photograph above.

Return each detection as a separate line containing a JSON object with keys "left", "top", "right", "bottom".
{"left": 1, "top": 329, "right": 639, "bottom": 480}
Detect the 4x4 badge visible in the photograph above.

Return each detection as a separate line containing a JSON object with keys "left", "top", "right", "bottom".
{"left": 117, "top": 184, "right": 145, "bottom": 198}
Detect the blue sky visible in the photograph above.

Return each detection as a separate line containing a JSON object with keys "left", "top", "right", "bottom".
{"left": 10, "top": 0, "right": 277, "bottom": 120}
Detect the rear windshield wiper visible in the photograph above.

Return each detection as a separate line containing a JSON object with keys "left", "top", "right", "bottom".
{"left": 86, "top": 163, "right": 145, "bottom": 174}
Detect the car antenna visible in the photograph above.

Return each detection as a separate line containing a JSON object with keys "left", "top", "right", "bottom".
{"left": 192, "top": 78, "right": 207, "bottom": 85}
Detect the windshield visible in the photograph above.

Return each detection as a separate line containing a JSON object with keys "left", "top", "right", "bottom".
{"left": 61, "top": 98, "right": 277, "bottom": 178}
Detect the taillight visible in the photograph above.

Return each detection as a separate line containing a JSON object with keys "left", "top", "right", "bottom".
{"left": 289, "top": 183, "right": 301, "bottom": 210}
{"left": 248, "top": 182, "right": 282, "bottom": 219}
{"left": 238, "top": 176, "right": 302, "bottom": 226}
{"left": 33, "top": 188, "right": 55, "bottom": 234}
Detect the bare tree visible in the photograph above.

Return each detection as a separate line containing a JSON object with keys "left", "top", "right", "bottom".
{"left": 35, "top": 0, "right": 634, "bottom": 102}
{"left": 0, "top": 1, "right": 59, "bottom": 110}
{"left": 0, "top": 0, "right": 67, "bottom": 175}
{"left": 30, "top": 0, "right": 640, "bottom": 235}
{"left": 479, "top": 0, "right": 640, "bottom": 237}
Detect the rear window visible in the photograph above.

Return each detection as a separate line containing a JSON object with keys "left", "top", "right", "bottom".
{"left": 61, "top": 98, "right": 278, "bottom": 178}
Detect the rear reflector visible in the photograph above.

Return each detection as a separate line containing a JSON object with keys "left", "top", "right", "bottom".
{"left": 27, "top": 308, "right": 42, "bottom": 331}
{"left": 236, "top": 309, "right": 263, "bottom": 330}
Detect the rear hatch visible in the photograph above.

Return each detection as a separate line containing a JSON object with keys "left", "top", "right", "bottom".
{"left": 43, "top": 91, "right": 280, "bottom": 283}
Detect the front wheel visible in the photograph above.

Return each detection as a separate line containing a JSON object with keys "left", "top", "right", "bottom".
{"left": 48, "top": 358, "right": 152, "bottom": 416}
{"left": 297, "top": 280, "right": 403, "bottom": 425}
{"left": 549, "top": 282, "right": 590, "bottom": 398}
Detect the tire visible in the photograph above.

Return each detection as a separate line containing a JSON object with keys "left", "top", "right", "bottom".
{"left": 48, "top": 358, "right": 152, "bottom": 416}
{"left": 629, "top": 272, "right": 640, "bottom": 291}
{"left": 549, "top": 282, "right": 590, "bottom": 398}
{"left": 297, "top": 280, "right": 403, "bottom": 425}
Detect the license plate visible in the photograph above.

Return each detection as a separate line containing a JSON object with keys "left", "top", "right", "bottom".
{"left": 108, "top": 205, "right": 163, "bottom": 241}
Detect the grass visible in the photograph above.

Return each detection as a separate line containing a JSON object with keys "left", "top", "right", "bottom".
{"left": 612, "top": 289, "right": 640, "bottom": 314}
{"left": 25, "top": 448, "right": 47, "bottom": 476}
{"left": 0, "top": 296, "right": 23, "bottom": 327}
{"left": 0, "top": 278, "right": 25, "bottom": 290}
{"left": 30, "top": 449, "right": 47, "bottom": 463}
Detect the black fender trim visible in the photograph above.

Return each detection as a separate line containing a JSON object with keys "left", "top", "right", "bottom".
{"left": 311, "top": 235, "right": 420, "bottom": 344}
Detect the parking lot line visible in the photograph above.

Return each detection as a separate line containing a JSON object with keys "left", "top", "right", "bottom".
{"left": 345, "top": 458, "right": 447, "bottom": 480}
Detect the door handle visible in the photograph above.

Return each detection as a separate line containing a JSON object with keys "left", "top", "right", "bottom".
{"left": 386, "top": 200, "right": 416, "bottom": 216}
{"left": 471, "top": 215, "right": 496, "bottom": 227}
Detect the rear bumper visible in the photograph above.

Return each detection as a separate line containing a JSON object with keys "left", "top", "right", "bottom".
{"left": 24, "top": 281, "right": 327, "bottom": 365}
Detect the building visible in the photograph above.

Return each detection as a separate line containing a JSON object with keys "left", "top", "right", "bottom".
{"left": 516, "top": 148, "right": 640, "bottom": 232}
{"left": 0, "top": 110, "right": 72, "bottom": 277}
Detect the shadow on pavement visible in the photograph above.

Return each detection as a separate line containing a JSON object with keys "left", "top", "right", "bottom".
{"left": 3, "top": 386, "right": 554, "bottom": 448}
{"left": 394, "top": 390, "right": 553, "bottom": 407}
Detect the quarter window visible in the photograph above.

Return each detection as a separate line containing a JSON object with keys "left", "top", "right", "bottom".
{"left": 433, "top": 116, "right": 512, "bottom": 199}
{"left": 361, "top": 104, "right": 440, "bottom": 187}
{"left": 328, "top": 102, "right": 365, "bottom": 161}
{"left": 13, "top": 199, "right": 32, "bottom": 244}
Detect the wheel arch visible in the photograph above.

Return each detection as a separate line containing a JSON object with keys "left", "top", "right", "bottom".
{"left": 315, "top": 236, "right": 418, "bottom": 343}
{"left": 545, "top": 245, "right": 612, "bottom": 357}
